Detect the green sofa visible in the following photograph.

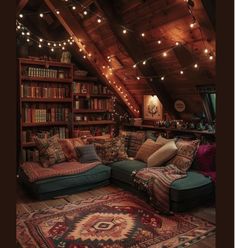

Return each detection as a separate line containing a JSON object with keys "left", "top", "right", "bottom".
{"left": 110, "top": 159, "right": 214, "bottom": 212}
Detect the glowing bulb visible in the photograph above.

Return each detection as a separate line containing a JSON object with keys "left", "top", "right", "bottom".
{"left": 137, "top": 76, "right": 140, "bottom": 80}
{"left": 180, "top": 70, "right": 184, "bottom": 75}
{"left": 161, "top": 76, "right": 165, "bottom": 81}
{"left": 133, "top": 64, "right": 136, "bottom": 68}
{"left": 26, "top": 38, "right": 30, "bottom": 42}
{"left": 163, "top": 52, "right": 167, "bottom": 57}
{"left": 157, "top": 40, "right": 162, "bottom": 44}
{"left": 190, "top": 23, "right": 195, "bottom": 28}
{"left": 58, "top": 43, "right": 61, "bottom": 47}
{"left": 123, "top": 29, "right": 127, "bottom": 34}
{"left": 63, "top": 42, "right": 66, "bottom": 45}
{"left": 142, "top": 60, "right": 146, "bottom": 65}
{"left": 39, "top": 13, "right": 44, "bottom": 18}
{"left": 88, "top": 53, "right": 92, "bottom": 57}
{"left": 102, "top": 66, "right": 106, "bottom": 69}
{"left": 19, "top": 14, "right": 23, "bottom": 18}
{"left": 56, "top": 10, "right": 60, "bottom": 14}
{"left": 209, "top": 55, "right": 213, "bottom": 60}
{"left": 83, "top": 10, "right": 88, "bottom": 15}
{"left": 62, "top": 47, "right": 65, "bottom": 50}
{"left": 141, "top": 33, "right": 145, "bottom": 37}
{"left": 72, "top": 6, "right": 76, "bottom": 10}
{"left": 38, "top": 44, "right": 42, "bottom": 48}
{"left": 175, "top": 42, "right": 179, "bottom": 46}
{"left": 97, "top": 18, "right": 102, "bottom": 23}
{"left": 17, "top": 25, "right": 21, "bottom": 29}
{"left": 51, "top": 48, "right": 54, "bottom": 52}
{"left": 47, "top": 42, "right": 51, "bottom": 46}
{"left": 194, "top": 63, "right": 198, "bottom": 68}
{"left": 21, "top": 32, "right": 25, "bottom": 35}
{"left": 53, "top": 43, "right": 57, "bottom": 47}
{"left": 26, "top": 32, "right": 30, "bottom": 36}
{"left": 79, "top": 48, "right": 82, "bottom": 52}
{"left": 83, "top": 55, "right": 86, "bottom": 59}
{"left": 69, "top": 42, "right": 73, "bottom": 45}
{"left": 39, "top": 38, "right": 43, "bottom": 42}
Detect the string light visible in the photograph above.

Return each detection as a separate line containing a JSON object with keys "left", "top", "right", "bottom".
{"left": 51, "top": 48, "right": 54, "bottom": 52}
{"left": 204, "top": 49, "right": 209, "bottom": 54}
{"left": 163, "top": 52, "right": 167, "bottom": 57}
{"left": 122, "top": 29, "right": 127, "bottom": 34}
{"left": 97, "top": 18, "right": 102, "bottom": 23}
{"left": 56, "top": 10, "right": 60, "bottom": 15}
{"left": 142, "top": 60, "right": 146, "bottom": 65}
{"left": 83, "top": 10, "right": 88, "bottom": 15}
{"left": 209, "top": 55, "right": 213, "bottom": 60}
{"left": 157, "top": 40, "right": 162, "bottom": 44}
{"left": 194, "top": 63, "right": 198, "bottom": 68}
{"left": 133, "top": 64, "right": 137, "bottom": 68}
{"left": 21, "top": 32, "right": 25, "bottom": 36}
{"left": 26, "top": 38, "right": 30, "bottom": 42}
{"left": 141, "top": 33, "right": 145, "bottom": 37}
{"left": 161, "top": 76, "right": 165, "bottom": 81}
{"left": 26, "top": 32, "right": 30, "bottom": 36}
{"left": 137, "top": 76, "right": 140, "bottom": 80}
{"left": 190, "top": 23, "right": 195, "bottom": 28}
{"left": 175, "top": 42, "right": 179, "bottom": 46}
{"left": 180, "top": 70, "right": 184, "bottom": 75}
{"left": 72, "top": 6, "right": 76, "bottom": 10}
{"left": 38, "top": 44, "right": 42, "bottom": 48}
{"left": 39, "top": 13, "right": 44, "bottom": 18}
{"left": 47, "top": 42, "right": 51, "bottom": 46}
{"left": 19, "top": 14, "right": 23, "bottom": 18}
{"left": 39, "top": 38, "right": 43, "bottom": 42}
{"left": 83, "top": 55, "right": 86, "bottom": 59}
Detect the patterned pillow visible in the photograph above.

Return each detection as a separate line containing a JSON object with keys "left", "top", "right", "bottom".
{"left": 121, "top": 131, "right": 146, "bottom": 157}
{"left": 135, "top": 139, "right": 162, "bottom": 163}
{"left": 169, "top": 139, "right": 200, "bottom": 171}
{"left": 75, "top": 144, "right": 101, "bottom": 163}
{"left": 33, "top": 135, "right": 66, "bottom": 168}
{"left": 94, "top": 136, "right": 128, "bottom": 164}
{"left": 155, "top": 135, "right": 176, "bottom": 145}
{"left": 58, "top": 138, "right": 84, "bottom": 161}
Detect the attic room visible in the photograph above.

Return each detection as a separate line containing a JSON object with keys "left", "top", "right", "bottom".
{"left": 16, "top": 0, "right": 216, "bottom": 247}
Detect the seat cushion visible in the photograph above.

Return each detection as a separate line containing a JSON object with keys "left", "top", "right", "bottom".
{"left": 111, "top": 159, "right": 146, "bottom": 185}
{"left": 170, "top": 171, "right": 213, "bottom": 202}
{"left": 21, "top": 164, "right": 111, "bottom": 195}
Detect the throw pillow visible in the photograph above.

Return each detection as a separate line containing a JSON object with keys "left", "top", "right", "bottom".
{"left": 169, "top": 139, "right": 200, "bottom": 171}
{"left": 194, "top": 143, "right": 216, "bottom": 172}
{"left": 145, "top": 130, "right": 158, "bottom": 141}
{"left": 155, "top": 135, "right": 176, "bottom": 145}
{"left": 135, "top": 139, "right": 162, "bottom": 163}
{"left": 33, "top": 134, "right": 66, "bottom": 168}
{"left": 94, "top": 136, "right": 128, "bottom": 164}
{"left": 147, "top": 141, "right": 178, "bottom": 167}
{"left": 75, "top": 144, "right": 101, "bottom": 163}
{"left": 58, "top": 138, "right": 84, "bottom": 161}
{"left": 127, "top": 131, "right": 146, "bottom": 157}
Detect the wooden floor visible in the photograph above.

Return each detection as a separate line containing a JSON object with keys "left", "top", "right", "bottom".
{"left": 17, "top": 184, "right": 216, "bottom": 248}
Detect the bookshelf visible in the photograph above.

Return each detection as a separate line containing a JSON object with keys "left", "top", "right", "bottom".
{"left": 72, "top": 67, "right": 115, "bottom": 137}
{"left": 19, "top": 58, "right": 73, "bottom": 162}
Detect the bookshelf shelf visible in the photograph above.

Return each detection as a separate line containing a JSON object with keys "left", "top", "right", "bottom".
{"left": 74, "top": 120, "right": 115, "bottom": 126}
{"left": 21, "top": 76, "right": 72, "bottom": 83}
{"left": 73, "top": 109, "right": 112, "bottom": 113}
{"left": 73, "top": 93, "right": 112, "bottom": 98}
{"left": 22, "top": 121, "right": 69, "bottom": 127}
{"left": 21, "top": 98, "right": 72, "bottom": 103}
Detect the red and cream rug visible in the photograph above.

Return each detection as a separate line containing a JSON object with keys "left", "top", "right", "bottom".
{"left": 16, "top": 191, "right": 215, "bottom": 248}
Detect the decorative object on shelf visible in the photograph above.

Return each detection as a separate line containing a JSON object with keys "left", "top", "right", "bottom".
{"left": 174, "top": 100, "right": 186, "bottom": 112}
{"left": 60, "top": 51, "right": 71, "bottom": 63}
{"left": 143, "top": 95, "right": 163, "bottom": 120}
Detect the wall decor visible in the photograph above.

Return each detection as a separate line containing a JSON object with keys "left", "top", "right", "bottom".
{"left": 143, "top": 95, "right": 163, "bottom": 120}
{"left": 174, "top": 100, "right": 186, "bottom": 112}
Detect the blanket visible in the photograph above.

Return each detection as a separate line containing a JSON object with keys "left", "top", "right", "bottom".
{"left": 133, "top": 164, "right": 187, "bottom": 212}
{"left": 21, "top": 161, "right": 100, "bottom": 182}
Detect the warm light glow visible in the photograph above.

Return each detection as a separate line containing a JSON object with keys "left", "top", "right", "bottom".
{"left": 39, "top": 13, "right": 44, "bottom": 18}
{"left": 161, "top": 76, "right": 165, "bottom": 81}
{"left": 163, "top": 52, "right": 167, "bottom": 57}
{"left": 157, "top": 40, "right": 162, "bottom": 44}
{"left": 142, "top": 60, "right": 146, "bottom": 65}
{"left": 72, "top": 6, "right": 76, "bottom": 10}
{"left": 38, "top": 44, "right": 42, "bottom": 48}
{"left": 58, "top": 43, "right": 61, "bottom": 46}
{"left": 47, "top": 42, "right": 51, "bottom": 46}
{"left": 83, "top": 55, "right": 86, "bottom": 59}
{"left": 123, "top": 29, "right": 127, "bottom": 34}
{"left": 83, "top": 10, "right": 88, "bottom": 15}
{"left": 51, "top": 48, "right": 54, "bottom": 52}
{"left": 141, "top": 33, "right": 145, "bottom": 37}
{"left": 133, "top": 64, "right": 137, "bottom": 68}
{"left": 204, "top": 48, "right": 208, "bottom": 54}
{"left": 194, "top": 63, "right": 198, "bottom": 68}
{"left": 209, "top": 55, "right": 213, "bottom": 60}
{"left": 137, "top": 76, "right": 140, "bottom": 80}
{"left": 63, "top": 42, "right": 66, "bottom": 45}
{"left": 79, "top": 48, "right": 82, "bottom": 52}
{"left": 26, "top": 38, "right": 30, "bottom": 42}
{"left": 88, "top": 53, "right": 92, "bottom": 57}
{"left": 26, "top": 32, "right": 30, "bottom": 36}
{"left": 97, "top": 18, "right": 102, "bottom": 23}
{"left": 62, "top": 47, "right": 65, "bottom": 50}
{"left": 39, "top": 38, "right": 43, "bottom": 42}
{"left": 56, "top": 10, "right": 60, "bottom": 14}
{"left": 180, "top": 70, "right": 184, "bottom": 74}
{"left": 21, "top": 32, "right": 25, "bottom": 35}
{"left": 190, "top": 23, "right": 195, "bottom": 28}
{"left": 53, "top": 43, "right": 57, "bottom": 47}
{"left": 175, "top": 42, "right": 179, "bottom": 46}
{"left": 19, "top": 14, "right": 23, "bottom": 18}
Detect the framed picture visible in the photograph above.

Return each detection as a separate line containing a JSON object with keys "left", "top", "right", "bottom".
{"left": 143, "top": 95, "right": 163, "bottom": 120}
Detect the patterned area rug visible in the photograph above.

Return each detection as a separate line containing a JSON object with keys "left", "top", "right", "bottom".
{"left": 16, "top": 191, "right": 215, "bottom": 248}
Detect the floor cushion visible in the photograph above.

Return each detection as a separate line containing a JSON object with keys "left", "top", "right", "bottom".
{"left": 19, "top": 164, "right": 111, "bottom": 199}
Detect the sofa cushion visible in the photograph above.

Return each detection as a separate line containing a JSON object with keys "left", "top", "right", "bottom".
{"left": 147, "top": 141, "right": 178, "bottom": 167}
{"left": 170, "top": 171, "right": 213, "bottom": 202}
{"left": 135, "top": 139, "right": 162, "bottom": 163}
{"left": 21, "top": 164, "right": 111, "bottom": 195}
{"left": 125, "top": 131, "right": 146, "bottom": 157}
{"left": 155, "top": 135, "right": 176, "bottom": 145}
{"left": 111, "top": 159, "right": 146, "bottom": 185}
{"left": 75, "top": 144, "right": 101, "bottom": 163}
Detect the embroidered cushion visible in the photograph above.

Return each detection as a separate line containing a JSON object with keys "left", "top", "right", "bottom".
{"left": 75, "top": 144, "right": 101, "bottom": 163}
{"left": 169, "top": 139, "right": 200, "bottom": 171}
{"left": 58, "top": 138, "right": 84, "bottom": 161}
{"left": 155, "top": 135, "right": 176, "bottom": 145}
{"left": 147, "top": 141, "right": 178, "bottom": 167}
{"left": 33, "top": 134, "right": 66, "bottom": 168}
{"left": 135, "top": 139, "right": 162, "bottom": 163}
{"left": 94, "top": 136, "right": 128, "bottom": 164}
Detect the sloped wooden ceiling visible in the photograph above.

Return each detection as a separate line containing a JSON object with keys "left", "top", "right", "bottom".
{"left": 17, "top": 0, "right": 215, "bottom": 120}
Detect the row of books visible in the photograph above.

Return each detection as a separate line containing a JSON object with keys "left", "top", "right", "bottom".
{"left": 73, "top": 82, "right": 112, "bottom": 95}
{"left": 25, "top": 66, "right": 69, "bottom": 79}
{"left": 22, "top": 105, "right": 70, "bottom": 123}
{"left": 74, "top": 114, "right": 112, "bottom": 121}
{"left": 21, "top": 149, "right": 39, "bottom": 162}
{"left": 74, "top": 98, "right": 113, "bottom": 110}
{"left": 74, "top": 127, "right": 111, "bottom": 136}
{"left": 22, "top": 127, "right": 69, "bottom": 143}
{"left": 21, "top": 83, "right": 71, "bottom": 99}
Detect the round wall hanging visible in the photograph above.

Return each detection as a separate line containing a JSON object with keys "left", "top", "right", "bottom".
{"left": 174, "top": 100, "right": 186, "bottom": 112}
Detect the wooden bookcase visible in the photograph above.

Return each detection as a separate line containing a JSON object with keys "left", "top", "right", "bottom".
{"left": 72, "top": 73, "right": 115, "bottom": 137}
{"left": 18, "top": 58, "right": 116, "bottom": 163}
{"left": 19, "top": 58, "right": 73, "bottom": 162}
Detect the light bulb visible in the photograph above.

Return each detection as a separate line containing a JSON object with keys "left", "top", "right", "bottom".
{"left": 102, "top": 66, "right": 106, "bottom": 69}
{"left": 161, "top": 76, "right": 165, "bottom": 81}
{"left": 58, "top": 43, "right": 61, "bottom": 47}
{"left": 204, "top": 49, "right": 209, "bottom": 54}
{"left": 133, "top": 64, "right": 136, "bottom": 68}
{"left": 163, "top": 52, "right": 167, "bottom": 57}
{"left": 39, "top": 38, "right": 43, "bottom": 42}
{"left": 79, "top": 48, "right": 82, "bottom": 52}
{"left": 175, "top": 42, "right": 179, "bottom": 46}
{"left": 180, "top": 70, "right": 184, "bottom": 75}
{"left": 62, "top": 47, "right": 65, "bottom": 50}
{"left": 19, "top": 14, "right": 23, "bottom": 18}
{"left": 157, "top": 40, "right": 162, "bottom": 44}
{"left": 69, "top": 42, "right": 73, "bottom": 45}
{"left": 97, "top": 18, "right": 102, "bottom": 23}
{"left": 53, "top": 43, "right": 57, "bottom": 47}
{"left": 72, "top": 6, "right": 76, "bottom": 10}
{"left": 51, "top": 48, "right": 54, "bottom": 52}
{"left": 17, "top": 25, "right": 21, "bottom": 29}
{"left": 83, "top": 10, "right": 88, "bottom": 15}
{"left": 56, "top": 10, "right": 60, "bottom": 15}
{"left": 123, "top": 29, "right": 127, "bottom": 34}
{"left": 21, "top": 32, "right": 25, "bottom": 35}
{"left": 194, "top": 63, "right": 198, "bottom": 68}
{"left": 26, "top": 32, "right": 30, "bottom": 36}
{"left": 39, "top": 13, "right": 44, "bottom": 18}
{"left": 141, "top": 33, "right": 145, "bottom": 37}
{"left": 137, "top": 76, "right": 140, "bottom": 80}
{"left": 83, "top": 55, "right": 86, "bottom": 59}
{"left": 209, "top": 55, "right": 213, "bottom": 60}
{"left": 47, "top": 42, "right": 51, "bottom": 46}
{"left": 88, "top": 53, "right": 92, "bottom": 57}
{"left": 38, "top": 44, "right": 42, "bottom": 48}
{"left": 190, "top": 23, "right": 195, "bottom": 28}
{"left": 142, "top": 61, "right": 146, "bottom": 65}
{"left": 26, "top": 38, "right": 30, "bottom": 42}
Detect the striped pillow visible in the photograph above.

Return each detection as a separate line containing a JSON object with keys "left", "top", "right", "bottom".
{"left": 75, "top": 144, "right": 101, "bottom": 163}
{"left": 33, "top": 134, "right": 66, "bottom": 168}
{"left": 127, "top": 131, "right": 146, "bottom": 157}
{"left": 135, "top": 139, "right": 162, "bottom": 163}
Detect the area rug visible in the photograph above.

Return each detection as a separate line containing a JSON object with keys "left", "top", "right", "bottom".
{"left": 16, "top": 191, "right": 215, "bottom": 248}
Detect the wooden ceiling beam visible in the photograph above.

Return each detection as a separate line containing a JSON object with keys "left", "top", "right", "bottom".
{"left": 44, "top": 0, "right": 140, "bottom": 117}
{"left": 16, "top": 0, "right": 29, "bottom": 16}
{"left": 96, "top": 0, "right": 179, "bottom": 118}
